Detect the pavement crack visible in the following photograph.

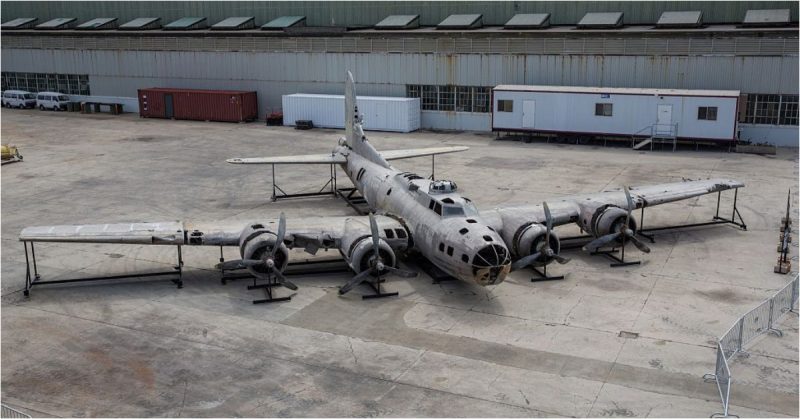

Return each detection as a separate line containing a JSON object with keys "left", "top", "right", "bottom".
{"left": 347, "top": 337, "right": 358, "bottom": 366}
{"left": 518, "top": 389, "right": 530, "bottom": 405}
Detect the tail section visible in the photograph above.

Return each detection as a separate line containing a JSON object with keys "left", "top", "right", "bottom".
{"left": 344, "top": 71, "right": 390, "bottom": 168}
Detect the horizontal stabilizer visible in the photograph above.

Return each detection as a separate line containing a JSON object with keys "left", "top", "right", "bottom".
{"left": 227, "top": 146, "right": 468, "bottom": 165}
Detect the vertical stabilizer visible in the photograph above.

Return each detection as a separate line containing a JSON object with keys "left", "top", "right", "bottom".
{"left": 344, "top": 70, "right": 390, "bottom": 168}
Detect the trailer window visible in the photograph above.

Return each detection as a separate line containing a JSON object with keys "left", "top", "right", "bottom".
{"left": 595, "top": 103, "right": 613, "bottom": 117}
{"left": 698, "top": 107, "right": 718, "bottom": 121}
{"left": 497, "top": 100, "right": 513, "bottom": 112}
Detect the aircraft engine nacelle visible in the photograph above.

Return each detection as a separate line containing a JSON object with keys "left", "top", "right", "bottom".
{"left": 341, "top": 235, "right": 396, "bottom": 274}
{"left": 507, "top": 222, "right": 560, "bottom": 266}
{"left": 238, "top": 223, "right": 289, "bottom": 276}
{"left": 580, "top": 205, "right": 636, "bottom": 239}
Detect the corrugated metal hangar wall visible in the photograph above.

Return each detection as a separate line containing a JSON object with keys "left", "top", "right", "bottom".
{"left": 1, "top": 1, "right": 798, "bottom": 144}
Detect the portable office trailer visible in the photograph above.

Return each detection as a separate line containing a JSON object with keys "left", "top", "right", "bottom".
{"left": 492, "top": 85, "right": 741, "bottom": 142}
{"left": 138, "top": 88, "right": 257, "bottom": 122}
{"left": 282, "top": 94, "right": 420, "bottom": 133}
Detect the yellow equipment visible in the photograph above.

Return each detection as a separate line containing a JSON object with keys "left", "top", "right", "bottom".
{"left": 1, "top": 145, "right": 23, "bottom": 164}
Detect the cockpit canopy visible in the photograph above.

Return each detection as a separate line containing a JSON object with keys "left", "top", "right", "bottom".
{"left": 429, "top": 180, "right": 458, "bottom": 194}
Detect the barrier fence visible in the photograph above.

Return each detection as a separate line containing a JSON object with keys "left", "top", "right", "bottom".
{"left": 0, "top": 404, "right": 31, "bottom": 419}
{"left": 704, "top": 274, "right": 799, "bottom": 417}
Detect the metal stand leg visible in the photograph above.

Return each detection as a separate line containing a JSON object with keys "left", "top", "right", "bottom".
{"left": 591, "top": 244, "right": 641, "bottom": 268}
{"left": 637, "top": 206, "right": 656, "bottom": 243}
{"left": 271, "top": 163, "right": 338, "bottom": 201}
{"left": 171, "top": 246, "right": 183, "bottom": 289}
{"left": 249, "top": 271, "right": 292, "bottom": 304}
{"left": 361, "top": 276, "right": 399, "bottom": 300}
{"left": 531, "top": 263, "right": 564, "bottom": 282}
{"left": 428, "top": 154, "right": 436, "bottom": 180}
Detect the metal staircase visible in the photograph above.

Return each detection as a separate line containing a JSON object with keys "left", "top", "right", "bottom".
{"left": 632, "top": 123, "right": 678, "bottom": 151}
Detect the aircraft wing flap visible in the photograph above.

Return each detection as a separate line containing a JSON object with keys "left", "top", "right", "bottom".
{"left": 19, "top": 221, "right": 185, "bottom": 244}
{"left": 227, "top": 154, "right": 347, "bottom": 165}
{"left": 381, "top": 146, "right": 469, "bottom": 161}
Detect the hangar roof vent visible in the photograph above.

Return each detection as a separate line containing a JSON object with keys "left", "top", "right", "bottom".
{"left": 76, "top": 18, "right": 118, "bottom": 30}
{"left": 119, "top": 17, "right": 161, "bottom": 30}
{"left": 742, "top": 9, "right": 791, "bottom": 27}
{"left": 261, "top": 16, "right": 306, "bottom": 30}
{"left": 656, "top": 11, "right": 703, "bottom": 28}
{"left": 164, "top": 17, "right": 207, "bottom": 30}
{"left": 375, "top": 15, "right": 420, "bottom": 30}
{"left": 211, "top": 16, "right": 255, "bottom": 30}
{"left": 504, "top": 13, "right": 550, "bottom": 29}
{"left": 1, "top": 17, "right": 37, "bottom": 29}
{"left": 437, "top": 14, "right": 483, "bottom": 30}
{"left": 35, "top": 18, "right": 77, "bottom": 30}
{"left": 577, "top": 12, "right": 623, "bottom": 29}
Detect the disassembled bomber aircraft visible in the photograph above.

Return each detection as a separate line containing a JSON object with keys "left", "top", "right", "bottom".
{"left": 20, "top": 71, "right": 746, "bottom": 300}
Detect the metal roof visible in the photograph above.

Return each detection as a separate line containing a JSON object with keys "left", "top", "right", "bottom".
{"left": 164, "top": 17, "right": 207, "bottom": 30}
{"left": 437, "top": 14, "right": 482, "bottom": 29}
{"left": 656, "top": 11, "right": 702, "bottom": 28}
{"left": 118, "top": 17, "right": 161, "bottom": 30}
{"left": 35, "top": 17, "right": 76, "bottom": 29}
{"left": 374, "top": 15, "right": 420, "bottom": 29}
{"left": 742, "top": 9, "right": 790, "bottom": 26}
{"left": 493, "top": 85, "right": 741, "bottom": 98}
{"left": 577, "top": 12, "right": 623, "bottom": 28}
{"left": 504, "top": 13, "right": 550, "bottom": 29}
{"left": 211, "top": 17, "right": 255, "bottom": 30}
{"left": 1, "top": 17, "right": 37, "bottom": 29}
{"left": 76, "top": 17, "right": 118, "bottom": 30}
{"left": 261, "top": 16, "right": 306, "bottom": 30}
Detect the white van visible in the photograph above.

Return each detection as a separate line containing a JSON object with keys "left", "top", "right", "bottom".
{"left": 36, "top": 92, "right": 71, "bottom": 111}
{"left": 2, "top": 90, "right": 37, "bottom": 108}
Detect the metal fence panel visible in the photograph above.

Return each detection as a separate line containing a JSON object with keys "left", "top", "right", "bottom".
{"left": 0, "top": 404, "right": 31, "bottom": 419}
{"left": 770, "top": 279, "right": 796, "bottom": 326}
{"left": 741, "top": 299, "right": 773, "bottom": 346}
{"left": 719, "top": 318, "right": 742, "bottom": 359}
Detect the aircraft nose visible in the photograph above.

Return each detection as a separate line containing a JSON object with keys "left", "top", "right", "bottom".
{"left": 472, "top": 244, "right": 511, "bottom": 286}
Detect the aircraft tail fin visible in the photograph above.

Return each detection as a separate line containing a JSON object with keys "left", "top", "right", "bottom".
{"left": 344, "top": 71, "right": 390, "bottom": 168}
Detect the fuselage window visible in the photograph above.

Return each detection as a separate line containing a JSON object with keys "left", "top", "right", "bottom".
{"left": 439, "top": 243, "right": 445, "bottom": 252}
{"left": 483, "top": 235, "right": 493, "bottom": 242}
{"left": 447, "top": 246, "right": 454, "bottom": 256}
{"left": 395, "top": 229, "right": 407, "bottom": 239}
{"left": 434, "top": 202, "right": 442, "bottom": 216}
{"left": 386, "top": 188, "right": 392, "bottom": 196}
{"left": 461, "top": 254, "right": 469, "bottom": 262}
{"left": 384, "top": 229, "right": 395, "bottom": 239}
{"left": 459, "top": 228, "right": 468, "bottom": 235}
{"left": 466, "top": 219, "right": 477, "bottom": 224}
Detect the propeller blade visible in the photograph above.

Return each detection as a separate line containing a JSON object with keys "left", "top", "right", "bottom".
{"left": 623, "top": 186, "right": 633, "bottom": 229}
{"left": 384, "top": 266, "right": 418, "bottom": 278}
{"left": 368, "top": 212, "right": 381, "bottom": 257}
{"left": 339, "top": 269, "right": 373, "bottom": 295}
{"left": 511, "top": 252, "right": 542, "bottom": 271}
{"left": 625, "top": 232, "right": 652, "bottom": 253}
{"left": 552, "top": 254, "right": 571, "bottom": 264}
{"left": 272, "top": 269, "right": 299, "bottom": 291}
{"left": 215, "top": 259, "right": 263, "bottom": 270}
{"left": 272, "top": 212, "right": 286, "bottom": 258}
{"left": 582, "top": 232, "right": 621, "bottom": 252}
{"left": 543, "top": 201, "right": 553, "bottom": 246}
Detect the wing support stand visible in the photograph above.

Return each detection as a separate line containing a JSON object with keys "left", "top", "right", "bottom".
{"left": 22, "top": 241, "right": 183, "bottom": 297}
{"left": 271, "top": 163, "right": 338, "bottom": 201}
{"left": 530, "top": 264, "right": 565, "bottom": 281}
{"left": 247, "top": 272, "right": 292, "bottom": 304}
{"left": 636, "top": 189, "right": 747, "bottom": 243}
{"left": 590, "top": 235, "right": 641, "bottom": 268}
{"left": 360, "top": 277, "right": 399, "bottom": 300}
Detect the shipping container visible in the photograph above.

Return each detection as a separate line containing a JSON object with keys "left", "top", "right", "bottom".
{"left": 492, "top": 85, "right": 741, "bottom": 142}
{"left": 282, "top": 94, "right": 420, "bottom": 133}
{"left": 138, "top": 88, "right": 257, "bottom": 123}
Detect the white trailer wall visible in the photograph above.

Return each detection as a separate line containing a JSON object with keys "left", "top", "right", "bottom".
{"left": 492, "top": 88, "right": 739, "bottom": 141}
{"left": 282, "top": 94, "right": 420, "bottom": 133}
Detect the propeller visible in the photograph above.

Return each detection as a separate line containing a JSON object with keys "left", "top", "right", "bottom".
{"left": 215, "top": 213, "right": 299, "bottom": 291}
{"left": 511, "top": 201, "right": 571, "bottom": 271}
{"left": 339, "top": 213, "right": 417, "bottom": 295}
{"left": 582, "top": 187, "right": 651, "bottom": 254}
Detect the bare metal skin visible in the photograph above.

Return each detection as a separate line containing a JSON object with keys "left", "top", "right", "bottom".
{"left": 20, "top": 71, "right": 744, "bottom": 290}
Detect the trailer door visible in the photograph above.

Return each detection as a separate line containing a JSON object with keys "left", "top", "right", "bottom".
{"left": 657, "top": 104, "right": 672, "bottom": 125}
{"left": 522, "top": 100, "right": 536, "bottom": 128}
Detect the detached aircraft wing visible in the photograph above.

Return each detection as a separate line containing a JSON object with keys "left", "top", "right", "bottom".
{"left": 226, "top": 146, "right": 468, "bottom": 165}
{"left": 485, "top": 178, "right": 745, "bottom": 229}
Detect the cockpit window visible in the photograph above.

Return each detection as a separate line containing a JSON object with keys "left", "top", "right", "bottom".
{"left": 442, "top": 205, "right": 464, "bottom": 217}
{"left": 433, "top": 202, "right": 442, "bottom": 215}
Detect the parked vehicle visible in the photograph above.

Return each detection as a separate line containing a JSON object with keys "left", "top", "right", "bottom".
{"left": 2, "top": 90, "right": 37, "bottom": 108}
{"left": 36, "top": 92, "right": 71, "bottom": 111}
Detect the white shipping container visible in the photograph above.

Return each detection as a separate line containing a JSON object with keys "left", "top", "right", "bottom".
{"left": 492, "top": 85, "right": 740, "bottom": 142}
{"left": 282, "top": 94, "right": 420, "bottom": 133}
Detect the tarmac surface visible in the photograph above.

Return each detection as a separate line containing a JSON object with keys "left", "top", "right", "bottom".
{"left": 1, "top": 109, "right": 798, "bottom": 417}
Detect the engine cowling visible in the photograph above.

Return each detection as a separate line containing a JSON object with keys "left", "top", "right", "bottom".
{"left": 238, "top": 223, "right": 289, "bottom": 277}
{"left": 342, "top": 236, "right": 396, "bottom": 274}
{"left": 580, "top": 205, "right": 637, "bottom": 239}
{"left": 508, "top": 222, "right": 560, "bottom": 266}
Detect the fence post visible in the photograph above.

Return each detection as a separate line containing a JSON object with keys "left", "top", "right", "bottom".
{"left": 791, "top": 276, "right": 798, "bottom": 313}
{"left": 737, "top": 318, "right": 745, "bottom": 353}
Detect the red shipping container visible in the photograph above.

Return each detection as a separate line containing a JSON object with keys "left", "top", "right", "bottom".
{"left": 137, "top": 88, "right": 258, "bottom": 123}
